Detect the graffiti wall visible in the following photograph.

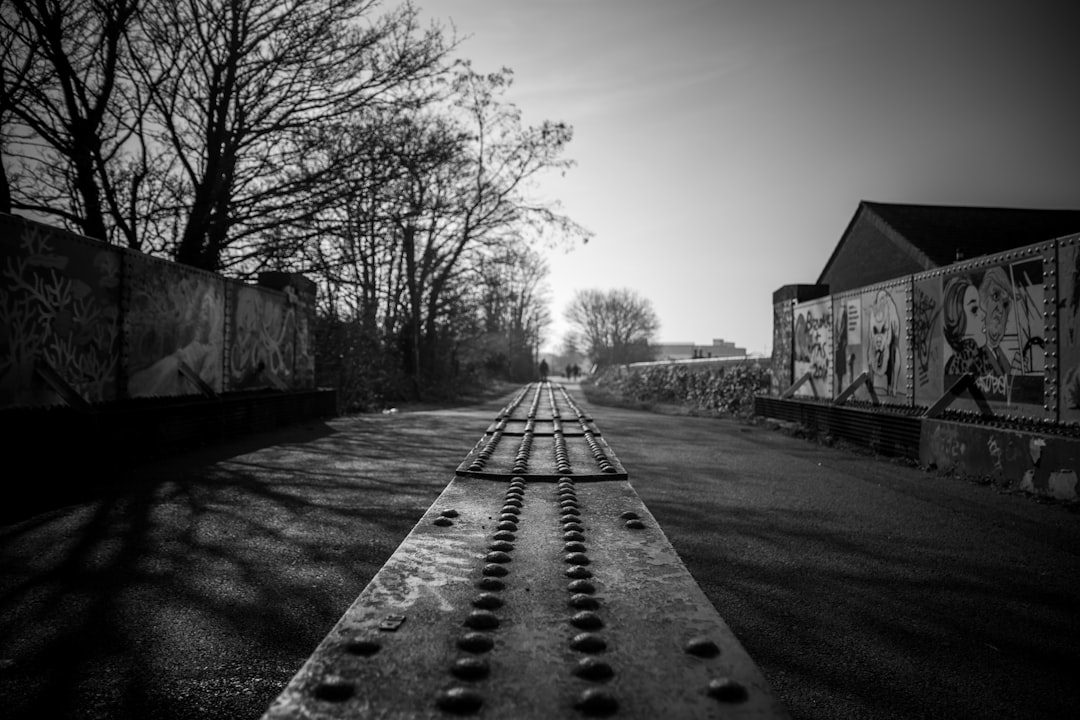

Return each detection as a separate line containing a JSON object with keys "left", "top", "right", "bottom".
{"left": 228, "top": 284, "right": 296, "bottom": 391}
{"left": 772, "top": 234, "right": 1080, "bottom": 424}
{"left": 0, "top": 213, "right": 316, "bottom": 409}
{"left": 1058, "top": 238, "right": 1080, "bottom": 422}
{"left": 771, "top": 301, "right": 794, "bottom": 395}
{"left": 124, "top": 254, "right": 225, "bottom": 397}
{"left": 912, "top": 275, "right": 945, "bottom": 404}
{"left": 938, "top": 248, "right": 1048, "bottom": 417}
{"left": 833, "top": 281, "right": 910, "bottom": 403}
{"left": 0, "top": 217, "right": 121, "bottom": 407}
{"left": 792, "top": 297, "right": 832, "bottom": 398}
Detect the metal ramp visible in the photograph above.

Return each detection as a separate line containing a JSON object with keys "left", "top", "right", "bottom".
{"left": 262, "top": 383, "right": 789, "bottom": 719}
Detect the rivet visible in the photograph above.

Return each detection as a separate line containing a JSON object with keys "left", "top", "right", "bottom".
{"left": 570, "top": 632, "right": 607, "bottom": 653}
{"left": 312, "top": 678, "right": 354, "bottom": 702}
{"left": 457, "top": 633, "right": 494, "bottom": 653}
{"left": 570, "top": 611, "right": 604, "bottom": 630}
{"left": 562, "top": 507, "right": 581, "bottom": 517}
{"left": 619, "top": 511, "right": 639, "bottom": 520}
{"left": 625, "top": 520, "right": 646, "bottom": 529}
{"left": 506, "top": 488, "right": 524, "bottom": 498}
{"left": 485, "top": 551, "right": 512, "bottom": 564}
{"left": 501, "top": 506, "right": 521, "bottom": 515}
{"left": 496, "top": 521, "right": 517, "bottom": 532}
{"left": 493, "top": 531, "right": 516, "bottom": 541}
{"left": 343, "top": 638, "right": 381, "bottom": 656}
{"left": 707, "top": 678, "right": 748, "bottom": 702}
{"left": 450, "top": 656, "right": 491, "bottom": 681}
{"left": 472, "top": 593, "right": 504, "bottom": 610}
{"left": 482, "top": 564, "right": 509, "bottom": 577}
{"left": 574, "top": 657, "right": 614, "bottom": 682}
{"left": 685, "top": 637, "right": 721, "bottom": 658}
{"left": 476, "top": 577, "right": 505, "bottom": 591}
{"left": 568, "top": 579, "right": 596, "bottom": 593}
{"left": 569, "top": 593, "right": 600, "bottom": 609}
{"left": 441, "top": 509, "right": 460, "bottom": 518}
{"left": 566, "top": 566, "right": 593, "bottom": 579}
{"left": 563, "top": 522, "right": 585, "bottom": 532}
{"left": 489, "top": 541, "right": 514, "bottom": 552}
{"left": 504, "top": 498, "right": 523, "bottom": 508}
{"left": 436, "top": 686, "right": 484, "bottom": 714}
{"left": 499, "top": 513, "right": 518, "bottom": 523}
{"left": 511, "top": 476, "right": 526, "bottom": 483}
{"left": 561, "top": 500, "right": 580, "bottom": 510}
{"left": 434, "top": 517, "right": 454, "bottom": 526}
{"left": 574, "top": 688, "right": 617, "bottom": 716}
{"left": 565, "top": 552, "right": 590, "bottom": 565}
{"left": 564, "top": 531, "right": 585, "bottom": 542}
{"left": 464, "top": 611, "right": 500, "bottom": 630}
{"left": 565, "top": 541, "right": 587, "bottom": 553}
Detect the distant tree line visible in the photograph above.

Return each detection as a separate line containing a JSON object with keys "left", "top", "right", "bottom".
{"left": 0, "top": 0, "right": 588, "bottom": 407}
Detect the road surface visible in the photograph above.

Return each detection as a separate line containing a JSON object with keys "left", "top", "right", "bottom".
{"left": 1, "top": 383, "right": 1077, "bottom": 719}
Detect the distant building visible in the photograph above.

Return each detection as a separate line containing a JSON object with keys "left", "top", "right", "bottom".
{"left": 652, "top": 338, "right": 746, "bottom": 361}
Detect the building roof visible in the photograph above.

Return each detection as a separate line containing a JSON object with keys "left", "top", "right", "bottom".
{"left": 817, "top": 200, "right": 1080, "bottom": 286}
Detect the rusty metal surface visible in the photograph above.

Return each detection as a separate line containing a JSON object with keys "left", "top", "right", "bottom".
{"left": 262, "top": 383, "right": 788, "bottom": 719}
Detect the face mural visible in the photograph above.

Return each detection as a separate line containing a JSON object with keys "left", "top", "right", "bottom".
{"left": 980, "top": 267, "right": 1011, "bottom": 349}
{"left": 867, "top": 289, "right": 900, "bottom": 392}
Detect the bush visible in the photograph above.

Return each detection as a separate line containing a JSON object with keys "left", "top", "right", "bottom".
{"left": 587, "top": 362, "right": 771, "bottom": 418}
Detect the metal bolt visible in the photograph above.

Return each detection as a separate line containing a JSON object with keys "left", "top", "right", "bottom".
{"left": 566, "top": 566, "right": 593, "bottom": 579}
{"left": 625, "top": 520, "right": 646, "bottom": 530}
{"left": 504, "top": 497, "right": 523, "bottom": 508}
{"left": 485, "top": 551, "right": 512, "bottom": 564}
{"left": 573, "top": 657, "right": 614, "bottom": 682}
{"left": 570, "top": 632, "right": 607, "bottom": 653}
{"left": 343, "top": 638, "right": 381, "bottom": 656}
{"left": 569, "top": 593, "right": 599, "bottom": 610}
{"left": 457, "top": 633, "right": 494, "bottom": 653}
{"left": 570, "top": 611, "right": 604, "bottom": 630}
{"left": 434, "top": 517, "right": 454, "bottom": 526}
{"left": 312, "top": 678, "right": 354, "bottom": 702}
{"left": 707, "top": 678, "right": 748, "bottom": 702}
{"left": 685, "top": 637, "right": 721, "bottom": 658}
{"left": 489, "top": 541, "right": 514, "bottom": 552}
{"left": 574, "top": 688, "right": 618, "bottom": 716}
{"left": 472, "top": 593, "right": 504, "bottom": 610}
{"left": 563, "top": 522, "right": 585, "bottom": 533}
{"left": 499, "top": 513, "right": 518, "bottom": 523}
{"left": 476, "top": 577, "right": 505, "bottom": 592}
{"left": 565, "top": 552, "right": 590, "bottom": 566}
{"left": 436, "top": 687, "right": 484, "bottom": 714}
{"left": 619, "top": 511, "right": 639, "bottom": 520}
{"left": 441, "top": 509, "right": 460, "bottom": 518}
{"left": 564, "top": 531, "right": 585, "bottom": 542}
{"left": 501, "top": 506, "right": 521, "bottom": 515}
{"left": 562, "top": 507, "right": 581, "bottom": 517}
{"left": 496, "top": 521, "right": 518, "bottom": 532}
{"left": 450, "top": 657, "right": 490, "bottom": 681}
{"left": 482, "top": 564, "right": 509, "bottom": 577}
{"left": 568, "top": 579, "right": 596, "bottom": 593}
{"left": 464, "top": 611, "right": 500, "bottom": 630}
{"left": 565, "top": 541, "right": 587, "bottom": 553}
{"left": 493, "top": 531, "right": 516, "bottom": 541}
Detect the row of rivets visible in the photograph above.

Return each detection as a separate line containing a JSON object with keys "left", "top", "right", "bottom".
{"left": 468, "top": 418, "right": 506, "bottom": 472}
{"left": 557, "top": 477, "right": 619, "bottom": 717}
{"left": 437, "top": 477, "right": 529, "bottom": 715}
{"left": 581, "top": 426, "right": 616, "bottom": 473}
{"left": 512, "top": 421, "right": 534, "bottom": 475}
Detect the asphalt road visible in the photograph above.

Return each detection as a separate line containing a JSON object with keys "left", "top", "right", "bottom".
{"left": 2, "top": 383, "right": 1078, "bottom": 719}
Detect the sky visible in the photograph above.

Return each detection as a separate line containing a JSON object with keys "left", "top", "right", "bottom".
{"left": 411, "top": 0, "right": 1080, "bottom": 357}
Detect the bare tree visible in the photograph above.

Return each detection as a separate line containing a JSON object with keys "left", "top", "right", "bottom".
{"left": 0, "top": 0, "right": 145, "bottom": 244}
{"left": 565, "top": 288, "right": 660, "bottom": 366}
{"left": 134, "top": 0, "right": 451, "bottom": 271}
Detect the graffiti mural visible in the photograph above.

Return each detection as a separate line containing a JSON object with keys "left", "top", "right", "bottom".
{"left": 912, "top": 276, "right": 944, "bottom": 404}
{"left": 228, "top": 285, "right": 296, "bottom": 390}
{"left": 793, "top": 298, "right": 832, "bottom": 397}
{"left": 771, "top": 301, "right": 793, "bottom": 395}
{"left": 125, "top": 254, "right": 225, "bottom": 397}
{"left": 942, "top": 255, "right": 1046, "bottom": 414}
{"left": 832, "top": 284, "right": 909, "bottom": 402}
{"left": 0, "top": 216, "right": 120, "bottom": 407}
{"left": 1058, "top": 238, "right": 1080, "bottom": 422}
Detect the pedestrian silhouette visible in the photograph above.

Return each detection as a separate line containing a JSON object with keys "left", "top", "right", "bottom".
{"left": 539, "top": 359, "right": 549, "bottom": 381}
